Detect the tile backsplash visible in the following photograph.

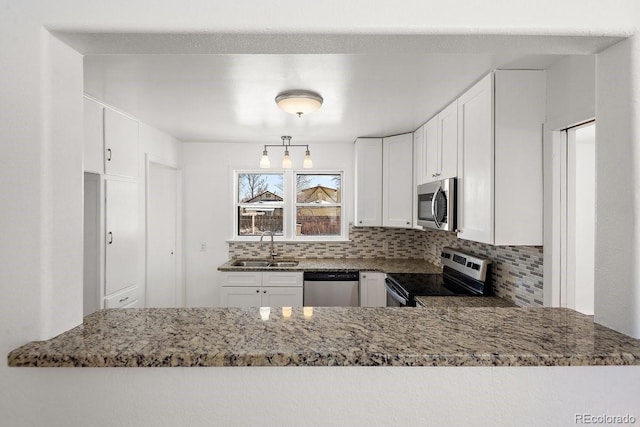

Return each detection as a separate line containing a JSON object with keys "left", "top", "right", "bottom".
{"left": 227, "top": 226, "right": 544, "bottom": 307}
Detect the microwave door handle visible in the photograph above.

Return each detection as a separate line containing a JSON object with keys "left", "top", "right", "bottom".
{"left": 432, "top": 187, "right": 442, "bottom": 229}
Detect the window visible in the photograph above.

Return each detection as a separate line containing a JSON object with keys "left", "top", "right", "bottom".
{"left": 236, "top": 173, "right": 284, "bottom": 236}
{"left": 234, "top": 170, "right": 344, "bottom": 240}
{"left": 295, "top": 173, "right": 341, "bottom": 237}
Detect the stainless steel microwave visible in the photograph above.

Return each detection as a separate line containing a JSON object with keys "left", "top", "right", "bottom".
{"left": 417, "top": 178, "right": 456, "bottom": 231}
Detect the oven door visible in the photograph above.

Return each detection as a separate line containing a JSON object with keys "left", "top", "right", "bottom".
{"left": 384, "top": 279, "right": 409, "bottom": 307}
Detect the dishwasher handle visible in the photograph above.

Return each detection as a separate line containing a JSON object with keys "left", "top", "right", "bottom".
{"left": 303, "top": 271, "right": 359, "bottom": 281}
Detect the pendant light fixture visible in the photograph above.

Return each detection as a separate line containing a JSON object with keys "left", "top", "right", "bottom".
{"left": 275, "top": 90, "right": 323, "bottom": 117}
{"left": 259, "top": 136, "right": 313, "bottom": 169}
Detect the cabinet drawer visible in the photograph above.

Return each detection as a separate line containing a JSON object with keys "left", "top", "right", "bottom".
{"left": 221, "top": 271, "right": 262, "bottom": 287}
{"left": 105, "top": 286, "right": 139, "bottom": 308}
{"left": 262, "top": 272, "right": 303, "bottom": 287}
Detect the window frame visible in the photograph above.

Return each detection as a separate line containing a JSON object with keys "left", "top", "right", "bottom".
{"left": 232, "top": 169, "right": 346, "bottom": 241}
{"left": 293, "top": 171, "right": 344, "bottom": 241}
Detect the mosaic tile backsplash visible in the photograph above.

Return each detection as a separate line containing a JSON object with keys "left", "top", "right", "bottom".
{"left": 227, "top": 226, "right": 544, "bottom": 307}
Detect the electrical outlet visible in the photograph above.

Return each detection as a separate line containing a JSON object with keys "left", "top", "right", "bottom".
{"left": 200, "top": 242, "right": 207, "bottom": 252}
{"left": 382, "top": 240, "right": 388, "bottom": 253}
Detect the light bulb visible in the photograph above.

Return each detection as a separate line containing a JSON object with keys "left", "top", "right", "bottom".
{"left": 282, "top": 149, "right": 292, "bottom": 169}
{"left": 259, "top": 149, "right": 270, "bottom": 168}
{"left": 303, "top": 149, "right": 313, "bottom": 168}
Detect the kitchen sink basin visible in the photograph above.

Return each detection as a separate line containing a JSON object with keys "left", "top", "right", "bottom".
{"left": 230, "top": 260, "right": 299, "bottom": 268}
{"left": 231, "top": 260, "right": 271, "bottom": 267}
{"left": 269, "top": 261, "right": 299, "bottom": 267}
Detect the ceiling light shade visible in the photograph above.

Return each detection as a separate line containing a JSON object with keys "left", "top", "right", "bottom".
{"left": 275, "top": 90, "right": 323, "bottom": 117}
{"left": 282, "top": 148, "right": 292, "bottom": 169}
{"left": 303, "top": 149, "right": 313, "bottom": 169}
{"left": 259, "top": 149, "right": 271, "bottom": 169}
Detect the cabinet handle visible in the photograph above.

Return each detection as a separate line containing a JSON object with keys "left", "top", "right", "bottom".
{"left": 106, "top": 148, "right": 112, "bottom": 161}
{"left": 359, "top": 220, "right": 363, "bottom": 224}
{"left": 108, "top": 232, "right": 113, "bottom": 244}
{"left": 406, "top": 221, "right": 410, "bottom": 225}
{"left": 263, "top": 290, "right": 267, "bottom": 293}
{"left": 119, "top": 296, "right": 129, "bottom": 303}
{"left": 256, "top": 290, "right": 259, "bottom": 293}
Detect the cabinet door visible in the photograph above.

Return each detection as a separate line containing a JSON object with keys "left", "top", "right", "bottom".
{"left": 424, "top": 116, "right": 439, "bottom": 182}
{"left": 104, "top": 108, "right": 138, "bottom": 178}
{"left": 262, "top": 272, "right": 303, "bottom": 287}
{"left": 413, "top": 125, "right": 426, "bottom": 186}
{"left": 457, "top": 74, "right": 494, "bottom": 244}
{"left": 438, "top": 100, "right": 458, "bottom": 180}
{"left": 359, "top": 272, "right": 386, "bottom": 307}
{"left": 261, "top": 287, "right": 303, "bottom": 307}
{"left": 354, "top": 138, "right": 383, "bottom": 226}
{"left": 494, "top": 70, "right": 545, "bottom": 245}
{"left": 221, "top": 287, "right": 262, "bottom": 307}
{"left": 382, "top": 134, "right": 413, "bottom": 228}
{"left": 83, "top": 98, "right": 104, "bottom": 174}
{"left": 220, "top": 271, "right": 262, "bottom": 287}
{"left": 105, "top": 179, "right": 139, "bottom": 295}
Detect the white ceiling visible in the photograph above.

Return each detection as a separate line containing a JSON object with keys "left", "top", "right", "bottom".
{"left": 74, "top": 33, "right": 621, "bottom": 144}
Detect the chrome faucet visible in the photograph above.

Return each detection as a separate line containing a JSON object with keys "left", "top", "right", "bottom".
{"left": 259, "top": 231, "right": 278, "bottom": 261}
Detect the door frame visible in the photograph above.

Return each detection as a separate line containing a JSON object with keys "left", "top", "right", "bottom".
{"left": 145, "top": 154, "right": 184, "bottom": 307}
{"left": 544, "top": 118, "right": 594, "bottom": 308}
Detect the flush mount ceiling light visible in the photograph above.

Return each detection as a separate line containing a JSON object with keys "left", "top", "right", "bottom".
{"left": 275, "top": 90, "right": 323, "bottom": 117}
{"left": 260, "top": 135, "right": 313, "bottom": 169}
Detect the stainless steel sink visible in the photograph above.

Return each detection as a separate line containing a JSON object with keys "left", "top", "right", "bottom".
{"left": 269, "top": 261, "right": 299, "bottom": 267}
{"left": 231, "top": 260, "right": 271, "bottom": 267}
{"left": 230, "top": 260, "right": 299, "bottom": 268}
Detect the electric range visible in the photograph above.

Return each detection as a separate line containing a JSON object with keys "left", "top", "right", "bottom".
{"left": 384, "top": 247, "right": 491, "bottom": 307}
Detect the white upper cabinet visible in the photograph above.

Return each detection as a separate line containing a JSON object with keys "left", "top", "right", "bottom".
{"left": 104, "top": 108, "right": 139, "bottom": 178}
{"left": 382, "top": 133, "right": 413, "bottom": 228}
{"left": 83, "top": 97, "right": 104, "bottom": 174}
{"left": 413, "top": 124, "right": 426, "bottom": 186}
{"left": 438, "top": 100, "right": 458, "bottom": 180}
{"left": 354, "top": 138, "right": 383, "bottom": 227}
{"left": 457, "top": 71, "right": 545, "bottom": 245}
{"left": 423, "top": 100, "right": 458, "bottom": 183}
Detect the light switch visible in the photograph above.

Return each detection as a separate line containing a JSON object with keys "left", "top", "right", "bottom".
{"left": 200, "top": 242, "right": 207, "bottom": 252}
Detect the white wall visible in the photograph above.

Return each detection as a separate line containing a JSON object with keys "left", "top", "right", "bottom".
{"left": 543, "top": 55, "right": 596, "bottom": 307}
{"left": 182, "top": 141, "right": 354, "bottom": 307}
{"left": 2, "top": 1, "right": 640, "bottom": 426}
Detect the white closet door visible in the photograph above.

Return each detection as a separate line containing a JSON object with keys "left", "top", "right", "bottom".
{"left": 146, "top": 163, "right": 178, "bottom": 307}
{"left": 105, "top": 179, "right": 139, "bottom": 296}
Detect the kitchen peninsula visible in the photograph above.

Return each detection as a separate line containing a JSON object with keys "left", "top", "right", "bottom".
{"left": 9, "top": 306, "right": 640, "bottom": 367}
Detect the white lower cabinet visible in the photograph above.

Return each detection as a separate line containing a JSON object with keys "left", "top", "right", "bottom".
{"left": 359, "top": 272, "right": 386, "bottom": 307}
{"left": 220, "top": 271, "right": 303, "bottom": 307}
{"left": 104, "top": 178, "right": 139, "bottom": 296}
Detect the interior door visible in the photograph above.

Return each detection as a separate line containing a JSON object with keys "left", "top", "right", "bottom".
{"left": 146, "top": 162, "right": 178, "bottom": 307}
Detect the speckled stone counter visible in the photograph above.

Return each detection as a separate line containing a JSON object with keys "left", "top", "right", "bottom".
{"left": 218, "top": 258, "right": 441, "bottom": 274}
{"left": 415, "top": 296, "right": 515, "bottom": 308}
{"left": 8, "top": 307, "right": 640, "bottom": 367}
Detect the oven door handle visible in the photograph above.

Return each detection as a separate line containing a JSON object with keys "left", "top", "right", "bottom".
{"left": 432, "top": 186, "right": 442, "bottom": 229}
{"left": 384, "top": 280, "right": 408, "bottom": 306}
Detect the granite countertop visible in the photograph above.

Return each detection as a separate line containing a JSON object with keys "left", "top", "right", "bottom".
{"left": 415, "top": 296, "right": 516, "bottom": 308}
{"left": 8, "top": 307, "right": 640, "bottom": 367}
{"left": 218, "top": 258, "right": 441, "bottom": 274}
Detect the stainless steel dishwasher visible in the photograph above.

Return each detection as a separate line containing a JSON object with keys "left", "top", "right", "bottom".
{"left": 303, "top": 271, "right": 360, "bottom": 307}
